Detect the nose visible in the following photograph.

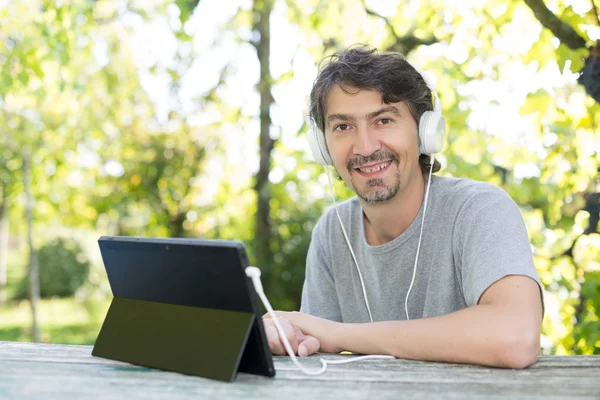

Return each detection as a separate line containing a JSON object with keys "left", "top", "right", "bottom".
{"left": 353, "top": 124, "right": 381, "bottom": 157}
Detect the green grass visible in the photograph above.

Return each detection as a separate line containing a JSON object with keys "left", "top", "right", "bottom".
{"left": 1, "top": 227, "right": 113, "bottom": 345}
{"left": 0, "top": 297, "right": 111, "bottom": 345}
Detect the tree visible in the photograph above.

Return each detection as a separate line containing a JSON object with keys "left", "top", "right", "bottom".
{"left": 519, "top": 0, "right": 600, "bottom": 354}
{"left": 1, "top": 0, "right": 118, "bottom": 340}
{"left": 251, "top": 0, "right": 277, "bottom": 294}
{"left": 524, "top": 0, "right": 600, "bottom": 102}
{"left": 0, "top": 0, "right": 90, "bottom": 341}
{"left": 0, "top": 140, "right": 18, "bottom": 307}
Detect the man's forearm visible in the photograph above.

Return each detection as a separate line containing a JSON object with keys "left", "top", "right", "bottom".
{"left": 336, "top": 303, "right": 541, "bottom": 369}
{"left": 273, "top": 276, "right": 543, "bottom": 368}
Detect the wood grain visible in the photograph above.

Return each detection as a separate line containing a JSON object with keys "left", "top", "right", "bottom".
{"left": 0, "top": 341, "right": 598, "bottom": 400}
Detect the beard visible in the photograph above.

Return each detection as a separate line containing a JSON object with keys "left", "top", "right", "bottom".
{"left": 346, "top": 151, "right": 401, "bottom": 204}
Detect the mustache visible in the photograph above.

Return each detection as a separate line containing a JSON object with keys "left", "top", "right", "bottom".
{"left": 347, "top": 151, "right": 399, "bottom": 171}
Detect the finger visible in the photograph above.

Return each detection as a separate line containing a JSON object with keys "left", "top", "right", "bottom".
{"left": 262, "top": 313, "right": 299, "bottom": 353}
{"left": 264, "top": 318, "right": 299, "bottom": 355}
{"left": 264, "top": 321, "right": 286, "bottom": 355}
{"left": 278, "top": 318, "right": 299, "bottom": 354}
{"left": 298, "top": 335, "right": 321, "bottom": 357}
{"left": 263, "top": 310, "right": 285, "bottom": 320}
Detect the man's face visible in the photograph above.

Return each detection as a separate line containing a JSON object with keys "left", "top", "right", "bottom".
{"left": 324, "top": 84, "right": 421, "bottom": 204}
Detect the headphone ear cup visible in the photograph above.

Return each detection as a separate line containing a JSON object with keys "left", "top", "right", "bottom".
{"left": 419, "top": 111, "right": 446, "bottom": 155}
{"left": 308, "top": 125, "right": 332, "bottom": 165}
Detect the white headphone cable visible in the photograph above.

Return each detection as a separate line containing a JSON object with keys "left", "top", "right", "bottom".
{"left": 245, "top": 266, "right": 394, "bottom": 376}
{"left": 324, "top": 166, "right": 374, "bottom": 323}
{"left": 404, "top": 155, "right": 435, "bottom": 320}
{"left": 325, "top": 156, "right": 434, "bottom": 321}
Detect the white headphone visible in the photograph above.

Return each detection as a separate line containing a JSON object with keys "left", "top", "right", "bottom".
{"left": 307, "top": 60, "right": 446, "bottom": 164}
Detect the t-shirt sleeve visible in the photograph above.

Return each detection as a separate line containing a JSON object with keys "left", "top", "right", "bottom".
{"left": 454, "top": 186, "right": 544, "bottom": 308}
{"left": 300, "top": 218, "right": 343, "bottom": 322}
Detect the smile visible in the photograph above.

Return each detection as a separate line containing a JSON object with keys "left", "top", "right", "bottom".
{"left": 355, "top": 161, "right": 392, "bottom": 174}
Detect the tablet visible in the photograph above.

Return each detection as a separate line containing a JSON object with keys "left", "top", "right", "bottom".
{"left": 92, "top": 236, "right": 275, "bottom": 382}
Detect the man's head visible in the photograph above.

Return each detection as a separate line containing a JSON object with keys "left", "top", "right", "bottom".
{"left": 309, "top": 45, "right": 441, "bottom": 204}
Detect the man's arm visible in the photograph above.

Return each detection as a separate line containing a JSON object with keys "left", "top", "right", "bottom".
{"left": 265, "top": 274, "right": 543, "bottom": 369}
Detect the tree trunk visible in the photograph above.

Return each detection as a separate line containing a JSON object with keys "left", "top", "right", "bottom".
{"left": 0, "top": 191, "right": 8, "bottom": 307}
{"left": 252, "top": 0, "right": 275, "bottom": 284}
{"left": 23, "top": 154, "right": 41, "bottom": 343}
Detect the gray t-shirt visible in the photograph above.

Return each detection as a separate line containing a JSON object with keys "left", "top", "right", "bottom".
{"left": 300, "top": 175, "right": 542, "bottom": 322}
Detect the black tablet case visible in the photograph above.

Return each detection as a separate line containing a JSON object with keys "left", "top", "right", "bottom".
{"left": 92, "top": 236, "right": 275, "bottom": 382}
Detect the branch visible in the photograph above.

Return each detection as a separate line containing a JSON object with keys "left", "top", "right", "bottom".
{"left": 362, "top": 0, "right": 401, "bottom": 41}
{"left": 361, "top": 0, "right": 437, "bottom": 54}
{"left": 534, "top": 191, "right": 599, "bottom": 261}
{"left": 384, "top": 33, "right": 437, "bottom": 55}
{"left": 592, "top": 0, "right": 600, "bottom": 27}
{"left": 523, "top": 0, "right": 588, "bottom": 49}
{"left": 531, "top": 229, "right": 579, "bottom": 261}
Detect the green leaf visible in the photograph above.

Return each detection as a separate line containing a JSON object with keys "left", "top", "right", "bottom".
{"left": 175, "top": 0, "right": 200, "bottom": 25}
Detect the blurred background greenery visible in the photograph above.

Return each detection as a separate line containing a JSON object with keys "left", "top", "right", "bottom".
{"left": 0, "top": 0, "right": 599, "bottom": 355}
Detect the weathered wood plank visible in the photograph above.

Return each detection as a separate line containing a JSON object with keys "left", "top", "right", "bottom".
{"left": 1, "top": 341, "right": 598, "bottom": 369}
{"left": 0, "top": 341, "right": 121, "bottom": 365}
{"left": 0, "top": 341, "right": 599, "bottom": 400}
{"left": 1, "top": 359, "right": 598, "bottom": 400}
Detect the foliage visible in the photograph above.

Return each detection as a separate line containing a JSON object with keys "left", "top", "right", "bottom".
{"left": 17, "top": 238, "right": 90, "bottom": 299}
{"left": 0, "top": 0, "right": 599, "bottom": 355}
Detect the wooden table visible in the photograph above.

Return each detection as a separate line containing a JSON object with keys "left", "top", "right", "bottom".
{"left": 1, "top": 341, "right": 599, "bottom": 399}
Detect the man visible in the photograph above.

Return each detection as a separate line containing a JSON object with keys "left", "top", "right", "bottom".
{"left": 263, "top": 45, "right": 544, "bottom": 369}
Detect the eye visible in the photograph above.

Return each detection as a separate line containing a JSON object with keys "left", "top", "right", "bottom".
{"left": 334, "top": 124, "right": 351, "bottom": 131}
{"left": 377, "top": 118, "right": 393, "bottom": 125}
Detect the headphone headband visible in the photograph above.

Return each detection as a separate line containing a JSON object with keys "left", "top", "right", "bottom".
{"left": 404, "top": 59, "right": 442, "bottom": 114}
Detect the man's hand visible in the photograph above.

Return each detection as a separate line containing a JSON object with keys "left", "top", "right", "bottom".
{"left": 262, "top": 311, "right": 342, "bottom": 356}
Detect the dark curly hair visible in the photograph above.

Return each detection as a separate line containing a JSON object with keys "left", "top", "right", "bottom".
{"left": 309, "top": 45, "right": 441, "bottom": 173}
